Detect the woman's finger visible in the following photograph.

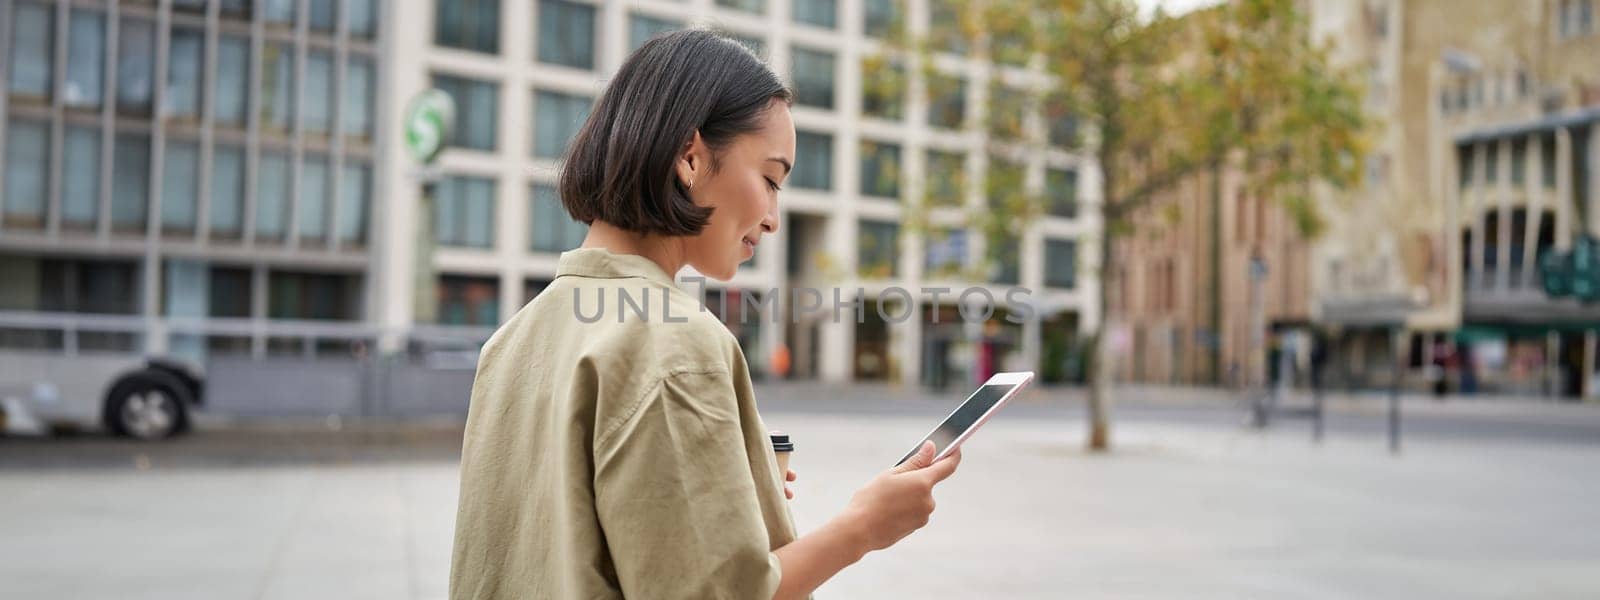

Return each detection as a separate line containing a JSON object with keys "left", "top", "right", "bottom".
{"left": 784, "top": 485, "right": 795, "bottom": 500}
{"left": 785, "top": 469, "right": 797, "bottom": 482}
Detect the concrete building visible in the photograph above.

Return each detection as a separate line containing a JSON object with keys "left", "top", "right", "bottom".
{"left": 1307, "top": 0, "right": 1600, "bottom": 397}
{"left": 1105, "top": 3, "right": 1315, "bottom": 388}
{"left": 0, "top": 0, "right": 386, "bottom": 362}
{"left": 1108, "top": 165, "right": 1314, "bottom": 387}
{"left": 1, "top": 0, "right": 1099, "bottom": 387}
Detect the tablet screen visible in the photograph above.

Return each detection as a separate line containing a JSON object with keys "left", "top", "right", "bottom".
{"left": 898, "top": 384, "right": 1014, "bottom": 465}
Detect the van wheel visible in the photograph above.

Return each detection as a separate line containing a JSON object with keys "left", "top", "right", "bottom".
{"left": 106, "top": 373, "right": 189, "bottom": 440}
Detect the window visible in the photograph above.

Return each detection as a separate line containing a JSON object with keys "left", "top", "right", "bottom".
{"left": 161, "top": 141, "right": 201, "bottom": 233}
{"left": 216, "top": 36, "right": 250, "bottom": 126}
{"left": 309, "top": 0, "right": 336, "bottom": 32}
{"left": 339, "top": 164, "right": 371, "bottom": 245}
{"left": 863, "top": 0, "right": 898, "bottom": 39}
{"left": 7, "top": 258, "right": 140, "bottom": 315}
{"left": 927, "top": 0, "right": 967, "bottom": 55}
{"left": 256, "top": 152, "right": 291, "bottom": 241}
{"left": 1485, "top": 144, "right": 1498, "bottom": 183}
{"left": 264, "top": 0, "right": 296, "bottom": 26}
{"left": 629, "top": 14, "right": 683, "bottom": 51}
{"left": 1573, "top": 125, "right": 1591, "bottom": 218}
{"left": 299, "top": 157, "right": 331, "bottom": 244}
{"left": 221, "top": 0, "right": 251, "bottom": 18}
{"left": 993, "top": 26, "right": 1033, "bottom": 67}
{"left": 112, "top": 134, "right": 151, "bottom": 232}
{"left": 1456, "top": 146, "right": 1473, "bottom": 187}
{"left": 7, "top": 3, "right": 52, "bottom": 101}
{"left": 117, "top": 19, "right": 157, "bottom": 116}
{"left": 436, "top": 176, "right": 496, "bottom": 248}
{"left": 166, "top": 28, "right": 203, "bottom": 120}
{"left": 923, "top": 227, "right": 966, "bottom": 275}
{"left": 62, "top": 127, "right": 101, "bottom": 229}
{"left": 792, "top": 131, "right": 833, "bottom": 190}
{"left": 1580, "top": 0, "right": 1593, "bottom": 37}
{"left": 537, "top": 0, "right": 597, "bottom": 70}
{"left": 64, "top": 10, "right": 105, "bottom": 109}
{"left": 1046, "top": 239, "right": 1077, "bottom": 289}
{"left": 927, "top": 74, "right": 965, "bottom": 129}
{"left": 925, "top": 150, "right": 965, "bottom": 207}
{"left": 792, "top": 47, "right": 835, "bottom": 110}
{"left": 530, "top": 184, "right": 587, "bottom": 252}
{"left": 1541, "top": 134, "right": 1558, "bottom": 187}
{"left": 792, "top": 0, "right": 836, "bottom": 29}
{"left": 716, "top": 0, "right": 765, "bottom": 15}
{"left": 261, "top": 43, "right": 295, "bottom": 131}
{"left": 987, "top": 159, "right": 1026, "bottom": 215}
{"left": 348, "top": 0, "right": 379, "bottom": 38}
{"left": 436, "top": 0, "right": 500, "bottom": 54}
{"left": 211, "top": 146, "right": 245, "bottom": 238}
{"left": 436, "top": 275, "right": 499, "bottom": 326}
{"left": 532, "top": 90, "right": 592, "bottom": 159}
{"left": 344, "top": 57, "right": 375, "bottom": 139}
{"left": 989, "top": 84, "right": 1028, "bottom": 141}
{"left": 861, "top": 58, "right": 905, "bottom": 121}
{"left": 989, "top": 237, "right": 1020, "bottom": 286}
{"left": 1560, "top": 0, "right": 1579, "bottom": 37}
{"left": 207, "top": 267, "right": 253, "bottom": 318}
{"left": 303, "top": 51, "right": 335, "bottom": 134}
{"left": 1046, "top": 168, "right": 1077, "bottom": 218}
{"left": 1045, "top": 95, "right": 1078, "bottom": 148}
{"left": 1510, "top": 139, "right": 1527, "bottom": 185}
{"left": 3, "top": 120, "right": 48, "bottom": 229}
{"left": 435, "top": 74, "right": 499, "bottom": 151}
{"left": 268, "top": 271, "right": 362, "bottom": 321}
{"left": 860, "top": 141, "right": 901, "bottom": 199}
{"left": 858, "top": 220, "right": 900, "bottom": 278}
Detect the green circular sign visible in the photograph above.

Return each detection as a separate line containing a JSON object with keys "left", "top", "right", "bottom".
{"left": 404, "top": 89, "right": 456, "bottom": 165}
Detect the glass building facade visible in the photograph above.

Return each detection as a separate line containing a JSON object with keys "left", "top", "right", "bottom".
{"left": 1, "top": 0, "right": 1095, "bottom": 384}
{"left": 1, "top": 0, "right": 383, "bottom": 359}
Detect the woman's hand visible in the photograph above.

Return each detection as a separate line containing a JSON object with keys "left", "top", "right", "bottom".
{"left": 785, "top": 469, "right": 798, "bottom": 500}
{"left": 770, "top": 442, "right": 962, "bottom": 600}
{"left": 839, "top": 441, "right": 961, "bottom": 552}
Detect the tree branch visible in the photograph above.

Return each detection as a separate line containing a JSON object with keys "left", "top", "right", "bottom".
{"left": 1104, "top": 155, "right": 1216, "bottom": 220}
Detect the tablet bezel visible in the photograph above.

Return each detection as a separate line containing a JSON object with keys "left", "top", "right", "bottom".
{"left": 897, "top": 371, "right": 1035, "bottom": 465}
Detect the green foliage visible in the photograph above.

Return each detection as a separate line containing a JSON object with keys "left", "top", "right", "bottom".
{"left": 889, "top": 0, "right": 1367, "bottom": 266}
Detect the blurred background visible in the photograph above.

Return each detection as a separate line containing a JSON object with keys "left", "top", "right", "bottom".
{"left": 1, "top": 0, "right": 1598, "bottom": 598}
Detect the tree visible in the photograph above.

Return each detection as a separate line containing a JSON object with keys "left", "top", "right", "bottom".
{"left": 877, "top": 0, "right": 1367, "bottom": 450}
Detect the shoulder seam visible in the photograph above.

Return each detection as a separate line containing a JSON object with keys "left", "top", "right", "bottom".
{"left": 594, "top": 365, "right": 731, "bottom": 448}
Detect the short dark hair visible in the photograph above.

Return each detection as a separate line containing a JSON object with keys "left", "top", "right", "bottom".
{"left": 559, "top": 29, "right": 794, "bottom": 236}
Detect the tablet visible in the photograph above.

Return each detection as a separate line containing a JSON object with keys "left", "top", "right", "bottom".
{"left": 895, "top": 371, "right": 1035, "bottom": 466}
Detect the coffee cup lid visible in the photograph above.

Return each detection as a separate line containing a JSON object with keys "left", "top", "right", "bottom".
{"left": 769, "top": 432, "right": 794, "bottom": 452}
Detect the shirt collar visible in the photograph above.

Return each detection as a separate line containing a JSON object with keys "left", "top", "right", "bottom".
{"left": 556, "top": 247, "right": 678, "bottom": 287}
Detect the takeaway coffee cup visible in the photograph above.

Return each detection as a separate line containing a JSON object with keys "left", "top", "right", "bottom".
{"left": 769, "top": 431, "right": 794, "bottom": 476}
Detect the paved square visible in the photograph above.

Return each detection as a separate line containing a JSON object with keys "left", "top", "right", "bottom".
{"left": 2, "top": 398, "right": 1597, "bottom": 599}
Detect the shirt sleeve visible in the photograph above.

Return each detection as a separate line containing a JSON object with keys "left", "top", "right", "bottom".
{"left": 593, "top": 367, "right": 782, "bottom": 600}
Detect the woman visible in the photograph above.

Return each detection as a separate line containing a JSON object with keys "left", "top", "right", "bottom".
{"left": 449, "top": 30, "right": 961, "bottom": 600}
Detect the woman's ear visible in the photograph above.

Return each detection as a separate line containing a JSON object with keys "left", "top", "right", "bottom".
{"left": 675, "top": 131, "right": 708, "bottom": 190}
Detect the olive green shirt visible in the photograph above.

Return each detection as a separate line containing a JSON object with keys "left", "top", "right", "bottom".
{"left": 449, "top": 248, "right": 796, "bottom": 600}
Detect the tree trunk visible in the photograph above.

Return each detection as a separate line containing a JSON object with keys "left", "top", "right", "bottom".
{"left": 1087, "top": 203, "right": 1114, "bottom": 452}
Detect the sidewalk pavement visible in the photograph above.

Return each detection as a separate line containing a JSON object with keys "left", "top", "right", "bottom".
{"left": 4, "top": 412, "right": 1597, "bottom": 599}
{"left": 753, "top": 379, "right": 1600, "bottom": 425}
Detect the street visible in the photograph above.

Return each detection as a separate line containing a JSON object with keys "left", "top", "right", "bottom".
{"left": 2, "top": 385, "right": 1598, "bottom": 599}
